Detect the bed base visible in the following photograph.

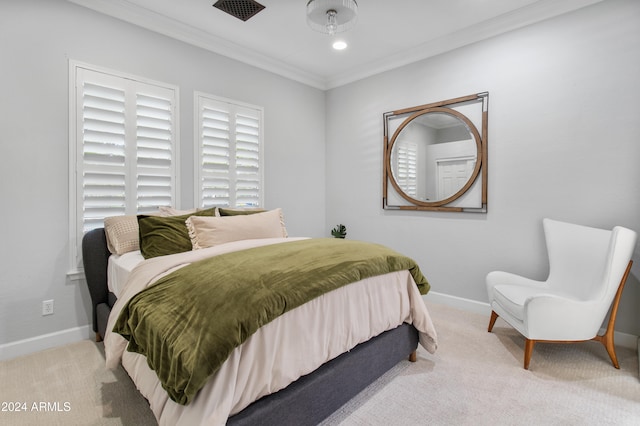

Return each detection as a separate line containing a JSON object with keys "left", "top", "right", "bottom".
{"left": 228, "top": 323, "right": 418, "bottom": 426}
{"left": 82, "top": 228, "right": 419, "bottom": 425}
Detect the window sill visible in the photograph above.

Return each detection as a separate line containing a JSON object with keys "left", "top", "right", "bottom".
{"left": 67, "top": 269, "right": 85, "bottom": 282}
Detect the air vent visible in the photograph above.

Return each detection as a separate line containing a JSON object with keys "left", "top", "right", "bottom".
{"left": 213, "top": 0, "right": 265, "bottom": 22}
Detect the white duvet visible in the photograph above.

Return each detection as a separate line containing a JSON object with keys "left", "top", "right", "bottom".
{"left": 104, "top": 238, "right": 438, "bottom": 425}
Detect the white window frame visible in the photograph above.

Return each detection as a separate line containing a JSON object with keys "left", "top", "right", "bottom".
{"left": 68, "top": 61, "right": 180, "bottom": 275}
{"left": 194, "top": 92, "right": 264, "bottom": 208}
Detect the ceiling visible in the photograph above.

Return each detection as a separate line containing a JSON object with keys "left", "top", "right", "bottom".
{"left": 69, "top": 0, "right": 602, "bottom": 90}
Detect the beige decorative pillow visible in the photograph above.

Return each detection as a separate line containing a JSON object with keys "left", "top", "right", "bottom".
{"left": 158, "top": 206, "right": 200, "bottom": 217}
{"left": 186, "top": 208, "right": 288, "bottom": 249}
{"left": 104, "top": 215, "right": 140, "bottom": 255}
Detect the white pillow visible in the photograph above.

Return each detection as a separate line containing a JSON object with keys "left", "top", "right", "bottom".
{"left": 186, "top": 208, "right": 288, "bottom": 249}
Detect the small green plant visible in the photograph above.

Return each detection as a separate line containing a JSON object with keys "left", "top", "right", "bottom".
{"left": 331, "top": 224, "right": 347, "bottom": 239}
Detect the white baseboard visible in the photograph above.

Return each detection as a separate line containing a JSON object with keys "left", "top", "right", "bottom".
{"left": 0, "top": 325, "right": 92, "bottom": 361}
{"left": 424, "top": 291, "right": 639, "bottom": 350}
{"left": 1, "top": 293, "right": 637, "bottom": 361}
{"left": 426, "top": 291, "right": 493, "bottom": 316}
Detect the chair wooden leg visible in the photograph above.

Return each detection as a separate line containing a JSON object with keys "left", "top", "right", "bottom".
{"left": 524, "top": 339, "right": 535, "bottom": 370}
{"left": 95, "top": 332, "right": 103, "bottom": 343}
{"left": 593, "top": 331, "right": 619, "bottom": 369}
{"left": 409, "top": 350, "right": 417, "bottom": 362}
{"left": 488, "top": 310, "right": 499, "bottom": 332}
{"left": 591, "top": 260, "right": 632, "bottom": 369}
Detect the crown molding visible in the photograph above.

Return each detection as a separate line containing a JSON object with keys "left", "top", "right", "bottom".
{"left": 68, "top": 0, "right": 327, "bottom": 89}
{"left": 325, "top": 0, "right": 604, "bottom": 89}
{"left": 69, "top": 0, "right": 603, "bottom": 91}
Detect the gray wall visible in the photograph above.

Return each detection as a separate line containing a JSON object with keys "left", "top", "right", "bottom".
{"left": 325, "top": 0, "right": 640, "bottom": 334}
{"left": 1, "top": 0, "right": 639, "bottom": 351}
{"left": 0, "top": 0, "right": 326, "bottom": 346}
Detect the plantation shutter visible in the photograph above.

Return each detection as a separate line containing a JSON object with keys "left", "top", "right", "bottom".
{"left": 73, "top": 66, "right": 177, "bottom": 264}
{"left": 235, "top": 107, "right": 261, "bottom": 207}
{"left": 200, "top": 102, "right": 232, "bottom": 206}
{"left": 135, "top": 92, "right": 175, "bottom": 213}
{"left": 396, "top": 142, "right": 418, "bottom": 197}
{"left": 78, "top": 72, "right": 128, "bottom": 232}
{"left": 197, "top": 94, "right": 263, "bottom": 208}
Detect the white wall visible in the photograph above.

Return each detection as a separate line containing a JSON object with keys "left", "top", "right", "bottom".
{"left": 0, "top": 0, "right": 326, "bottom": 349}
{"left": 325, "top": 0, "right": 640, "bottom": 334}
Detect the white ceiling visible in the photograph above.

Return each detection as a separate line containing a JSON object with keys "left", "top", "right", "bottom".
{"left": 69, "top": 0, "right": 602, "bottom": 90}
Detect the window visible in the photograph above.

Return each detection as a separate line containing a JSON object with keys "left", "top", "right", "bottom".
{"left": 396, "top": 142, "right": 418, "bottom": 197}
{"left": 195, "top": 93, "right": 263, "bottom": 208}
{"left": 69, "top": 62, "right": 178, "bottom": 272}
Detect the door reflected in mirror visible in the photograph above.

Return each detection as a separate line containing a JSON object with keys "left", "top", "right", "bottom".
{"left": 383, "top": 93, "right": 488, "bottom": 212}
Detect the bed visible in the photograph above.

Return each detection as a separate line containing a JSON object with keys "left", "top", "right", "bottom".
{"left": 82, "top": 208, "right": 438, "bottom": 425}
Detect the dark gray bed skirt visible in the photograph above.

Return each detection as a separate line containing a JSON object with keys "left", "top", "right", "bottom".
{"left": 227, "top": 323, "right": 419, "bottom": 426}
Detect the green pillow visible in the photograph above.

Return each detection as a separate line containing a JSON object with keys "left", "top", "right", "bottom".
{"left": 218, "top": 208, "right": 266, "bottom": 216}
{"left": 138, "top": 207, "right": 216, "bottom": 259}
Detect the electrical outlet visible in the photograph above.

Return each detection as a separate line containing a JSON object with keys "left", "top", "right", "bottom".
{"left": 42, "top": 300, "right": 54, "bottom": 316}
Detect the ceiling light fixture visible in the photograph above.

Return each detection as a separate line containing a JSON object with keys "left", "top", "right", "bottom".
{"left": 306, "top": 0, "right": 358, "bottom": 36}
{"left": 332, "top": 40, "right": 348, "bottom": 50}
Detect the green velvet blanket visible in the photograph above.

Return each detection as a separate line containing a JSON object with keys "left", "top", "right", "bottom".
{"left": 113, "top": 238, "right": 429, "bottom": 405}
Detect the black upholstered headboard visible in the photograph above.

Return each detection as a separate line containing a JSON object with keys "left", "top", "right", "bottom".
{"left": 82, "top": 228, "right": 111, "bottom": 340}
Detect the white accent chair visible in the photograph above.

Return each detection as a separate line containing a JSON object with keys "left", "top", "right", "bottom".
{"left": 486, "top": 218, "right": 637, "bottom": 370}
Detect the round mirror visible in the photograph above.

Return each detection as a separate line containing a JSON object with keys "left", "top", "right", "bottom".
{"left": 387, "top": 107, "right": 482, "bottom": 207}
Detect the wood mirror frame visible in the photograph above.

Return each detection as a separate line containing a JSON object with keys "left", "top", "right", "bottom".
{"left": 383, "top": 92, "right": 488, "bottom": 212}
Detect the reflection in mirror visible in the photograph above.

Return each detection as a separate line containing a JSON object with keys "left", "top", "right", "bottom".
{"left": 383, "top": 93, "right": 488, "bottom": 212}
{"left": 391, "top": 112, "right": 475, "bottom": 202}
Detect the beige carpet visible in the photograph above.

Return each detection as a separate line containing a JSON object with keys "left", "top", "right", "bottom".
{"left": 1, "top": 302, "right": 639, "bottom": 425}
